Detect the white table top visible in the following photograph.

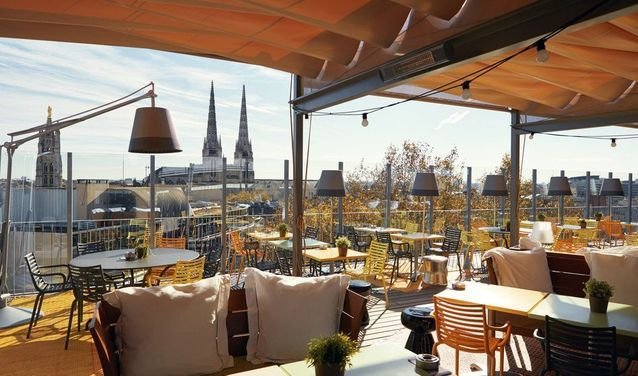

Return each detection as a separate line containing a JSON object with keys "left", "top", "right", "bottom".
{"left": 435, "top": 282, "right": 548, "bottom": 316}
{"left": 303, "top": 248, "right": 368, "bottom": 262}
{"left": 528, "top": 293, "right": 638, "bottom": 338}
{"left": 70, "top": 248, "right": 199, "bottom": 270}
{"left": 391, "top": 232, "right": 444, "bottom": 241}
{"left": 247, "top": 231, "right": 293, "bottom": 241}
{"left": 354, "top": 226, "right": 405, "bottom": 234}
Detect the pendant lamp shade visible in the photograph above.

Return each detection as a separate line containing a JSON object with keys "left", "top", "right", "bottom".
{"left": 129, "top": 107, "right": 182, "bottom": 153}
{"left": 547, "top": 176, "right": 572, "bottom": 196}
{"left": 411, "top": 172, "right": 439, "bottom": 196}
{"left": 316, "top": 170, "right": 345, "bottom": 197}
{"left": 599, "top": 178, "right": 624, "bottom": 196}
{"left": 481, "top": 175, "right": 508, "bottom": 196}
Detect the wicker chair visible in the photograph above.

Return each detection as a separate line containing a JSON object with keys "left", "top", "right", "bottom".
{"left": 433, "top": 296, "right": 511, "bottom": 376}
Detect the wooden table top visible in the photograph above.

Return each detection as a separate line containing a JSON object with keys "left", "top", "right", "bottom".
{"left": 268, "top": 238, "right": 330, "bottom": 251}
{"left": 303, "top": 248, "right": 368, "bottom": 262}
{"left": 247, "top": 231, "right": 293, "bottom": 241}
{"left": 434, "top": 282, "right": 548, "bottom": 316}
{"left": 528, "top": 293, "right": 638, "bottom": 338}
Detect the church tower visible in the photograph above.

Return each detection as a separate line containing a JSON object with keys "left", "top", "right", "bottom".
{"left": 35, "top": 106, "right": 63, "bottom": 188}
{"left": 233, "top": 85, "right": 254, "bottom": 182}
{"left": 202, "top": 81, "right": 223, "bottom": 168}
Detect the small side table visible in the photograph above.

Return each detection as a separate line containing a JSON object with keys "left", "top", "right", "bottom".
{"left": 348, "top": 280, "right": 371, "bottom": 327}
{"left": 401, "top": 306, "right": 436, "bottom": 354}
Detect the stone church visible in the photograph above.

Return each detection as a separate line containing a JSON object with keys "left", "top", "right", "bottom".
{"left": 35, "top": 106, "right": 63, "bottom": 188}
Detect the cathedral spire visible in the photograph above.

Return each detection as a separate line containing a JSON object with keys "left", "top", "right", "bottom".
{"left": 202, "top": 81, "right": 222, "bottom": 159}
{"left": 234, "top": 85, "right": 253, "bottom": 164}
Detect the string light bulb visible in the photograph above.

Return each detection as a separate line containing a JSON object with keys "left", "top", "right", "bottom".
{"left": 461, "top": 81, "right": 471, "bottom": 100}
{"left": 611, "top": 138, "right": 616, "bottom": 148}
{"left": 529, "top": 132, "right": 535, "bottom": 140}
{"left": 536, "top": 40, "right": 549, "bottom": 63}
{"left": 361, "top": 113, "right": 369, "bottom": 127}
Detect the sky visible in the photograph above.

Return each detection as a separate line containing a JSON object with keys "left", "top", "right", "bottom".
{"left": 0, "top": 38, "right": 636, "bottom": 183}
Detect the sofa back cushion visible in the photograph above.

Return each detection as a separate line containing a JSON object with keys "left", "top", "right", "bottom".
{"left": 579, "top": 246, "right": 638, "bottom": 306}
{"left": 103, "top": 275, "right": 233, "bottom": 376}
{"left": 483, "top": 247, "right": 553, "bottom": 293}
{"left": 244, "top": 268, "right": 350, "bottom": 364}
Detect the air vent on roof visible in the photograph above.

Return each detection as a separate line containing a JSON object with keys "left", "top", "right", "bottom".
{"left": 380, "top": 44, "right": 450, "bottom": 83}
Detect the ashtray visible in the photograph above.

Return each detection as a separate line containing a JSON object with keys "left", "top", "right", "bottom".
{"left": 452, "top": 281, "right": 466, "bottom": 290}
{"left": 125, "top": 251, "right": 138, "bottom": 261}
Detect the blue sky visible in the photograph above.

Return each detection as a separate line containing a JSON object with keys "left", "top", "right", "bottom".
{"left": 0, "top": 38, "right": 635, "bottom": 183}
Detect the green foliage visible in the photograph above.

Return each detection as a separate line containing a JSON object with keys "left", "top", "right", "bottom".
{"left": 583, "top": 278, "right": 614, "bottom": 299}
{"left": 305, "top": 333, "right": 358, "bottom": 368}
{"left": 335, "top": 236, "right": 351, "bottom": 248}
{"left": 595, "top": 212, "right": 603, "bottom": 220}
{"left": 278, "top": 223, "right": 288, "bottom": 232}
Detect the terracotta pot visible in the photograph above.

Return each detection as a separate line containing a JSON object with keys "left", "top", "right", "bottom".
{"left": 314, "top": 362, "right": 345, "bottom": 376}
{"left": 279, "top": 230, "right": 287, "bottom": 238}
{"left": 338, "top": 245, "right": 348, "bottom": 257}
{"left": 589, "top": 296, "right": 609, "bottom": 313}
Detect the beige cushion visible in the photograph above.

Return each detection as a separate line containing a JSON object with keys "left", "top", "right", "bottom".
{"left": 579, "top": 246, "right": 638, "bottom": 306}
{"left": 483, "top": 247, "right": 553, "bottom": 293}
{"left": 244, "top": 268, "right": 350, "bottom": 364}
{"left": 103, "top": 276, "right": 233, "bottom": 376}
{"left": 519, "top": 236, "right": 542, "bottom": 250}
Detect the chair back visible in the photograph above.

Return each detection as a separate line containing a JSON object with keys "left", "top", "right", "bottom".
{"left": 441, "top": 227, "right": 461, "bottom": 252}
{"left": 542, "top": 315, "right": 618, "bottom": 375}
{"left": 404, "top": 222, "right": 419, "bottom": 233}
{"left": 77, "top": 240, "right": 106, "bottom": 257}
{"left": 24, "top": 253, "right": 45, "bottom": 290}
{"left": 433, "top": 296, "right": 489, "bottom": 353}
{"left": 157, "top": 236, "right": 186, "bottom": 249}
{"left": 344, "top": 225, "right": 356, "bottom": 236}
{"left": 69, "top": 264, "right": 110, "bottom": 303}
{"left": 274, "top": 249, "right": 292, "bottom": 276}
{"left": 172, "top": 256, "right": 205, "bottom": 284}
{"left": 471, "top": 217, "right": 488, "bottom": 230}
{"left": 304, "top": 226, "right": 319, "bottom": 239}
{"left": 230, "top": 231, "right": 244, "bottom": 254}
{"left": 127, "top": 218, "right": 147, "bottom": 239}
{"left": 625, "top": 234, "right": 638, "bottom": 245}
{"left": 365, "top": 241, "right": 388, "bottom": 275}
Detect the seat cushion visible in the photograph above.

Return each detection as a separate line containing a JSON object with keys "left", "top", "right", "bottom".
{"left": 244, "top": 268, "right": 350, "bottom": 364}
{"left": 103, "top": 275, "right": 233, "bottom": 376}
{"left": 579, "top": 246, "right": 638, "bottom": 305}
{"left": 483, "top": 247, "right": 553, "bottom": 293}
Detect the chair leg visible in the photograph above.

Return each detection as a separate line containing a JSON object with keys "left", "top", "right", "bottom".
{"left": 27, "top": 293, "right": 42, "bottom": 338}
{"left": 77, "top": 300, "right": 83, "bottom": 332}
{"left": 499, "top": 347, "right": 505, "bottom": 376}
{"left": 65, "top": 300, "right": 77, "bottom": 350}
{"left": 34, "top": 292, "right": 45, "bottom": 326}
{"left": 455, "top": 349, "right": 459, "bottom": 376}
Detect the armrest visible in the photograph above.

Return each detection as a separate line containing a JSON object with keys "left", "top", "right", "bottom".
{"left": 35, "top": 272, "right": 68, "bottom": 285}
{"left": 532, "top": 328, "right": 545, "bottom": 344}
{"left": 489, "top": 320, "right": 511, "bottom": 349}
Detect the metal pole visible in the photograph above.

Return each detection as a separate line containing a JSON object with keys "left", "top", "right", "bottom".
{"left": 185, "top": 163, "right": 193, "bottom": 247}
{"left": 292, "top": 75, "right": 304, "bottom": 276}
{"left": 428, "top": 165, "right": 434, "bottom": 233}
{"left": 149, "top": 155, "right": 156, "bottom": 248}
{"left": 510, "top": 110, "right": 521, "bottom": 247}
{"left": 465, "top": 167, "right": 472, "bottom": 231}
{"left": 385, "top": 163, "right": 391, "bottom": 228}
{"left": 499, "top": 168, "right": 506, "bottom": 226}
{"left": 608, "top": 172, "right": 613, "bottom": 217}
{"left": 337, "top": 161, "right": 343, "bottom": 235}
{"left": 559, "top": 170, "right": 565, "bottom": 225}
{"left": 0, "top": 147, "right": 14, "bottom": 294}
{"left": 221, "top": 158, "right": 227, "bottom": 272}
{"left": 283, "top": 159, "right": 289, "bottom": 224}
{"left": 66, "top": 153, "right": 73, "bottom": 262}
{"left": 626, "top": 172, "right": 634, "bottom": 223}
{"left": 585, "top": 171, "right": 591, "bottom": 218}
{"left": 531, "top": 169, "right": 537, "bottom": 221}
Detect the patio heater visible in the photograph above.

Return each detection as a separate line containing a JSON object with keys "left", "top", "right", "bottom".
{"left": 315, "top": 170, "right": 345, "bottom": 243}
{"left": 599, "top": 178, "right": 624, "bottom": 221}
{"left": 411, "top": 172, "right": 439, "bottom": 233}
{"left": 481, "top": 175, "right": 508, "bottom": 227}
{"left": 0, "top": 82, "right": 181, "bottom": 328}
{"left": 547, "top": 176, "right": 572, "bottom": 225}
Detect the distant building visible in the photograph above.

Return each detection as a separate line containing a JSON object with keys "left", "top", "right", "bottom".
{"left": 155, "top": 81, "right": 255, "bottom": 185}
{"left": 35, "top": 106, "right": 63, "bottom": 188}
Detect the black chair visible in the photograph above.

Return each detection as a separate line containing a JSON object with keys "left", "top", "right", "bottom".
{"left": 345, "top": 226, "right": 370, "bottom": 252}
{"left": 274, "top": 249, "right": 292, "bottom": 276}
{"left": 304, "top": 226, "right": 319, "bottom": 239}
{"left": 376, "top": 232, "right": 412, "bottom": 284}
{"left": 76, "top": 240, "right": 106, "bottom": 257}
{"left": 246, "top": 240, "right": 278, "bottom": 272}
{"left": 534, "top": 315, "right": 632, "bottom": 375}
{"left": 428, "top": 227, "right": 462, "bottom": 279}
{"left": 77, "top": 240, "right": 128, "bottom": 286}
{"left": 65, "top": 264, "right": 111, "bottom": 350}
{"left": 23, "top": 253, "right": 71, "bottom": 338}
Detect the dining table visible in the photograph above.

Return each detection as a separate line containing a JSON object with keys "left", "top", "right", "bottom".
{"left": 303, "top": 248, "right": 368, "bottom": 274}
{"left": 354, "top": 226, "right": 406, "bottom": 235}
{"left": 391, "top": 232, "right": 445, "bottom": 280}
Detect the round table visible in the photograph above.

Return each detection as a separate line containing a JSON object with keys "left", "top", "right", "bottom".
{"left": 70, "top": 248, "right": 200, "bottom": 273}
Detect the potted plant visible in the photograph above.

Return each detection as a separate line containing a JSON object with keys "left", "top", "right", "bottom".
{"left": 278, "top": 223, "right": 288, "bottom": 238}
{"left": 595, "top": 212, "right": 603, "bottom": 221}
{"left": 335, "top": 236, "right": 351, "bottom": 257}
{"left": 505, "top": 220, "right": 511, "bottom": 232}
{"left": 135, "top": 238, "right": 149, "bottom": 259}
{"left": 583, "top": 278, "right": 614, "bottom": 314}
{"left": 306, "top": 333, "right": 358, "bottom": 376}
{"left": 579, "top": 219, "right": 587, "bottom": 229}
{"left": 537, "top": 214, "right": 546, "bottom": 221}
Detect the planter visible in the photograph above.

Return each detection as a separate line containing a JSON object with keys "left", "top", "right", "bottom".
{"left": 338, "top": 245, "right": 348, "bottom": 257}
{"left": 589, "top": 296, "right": 609, "bottom": 313}
{"left": 136, "top": 246, "right": 149, "bottom": 259}
{"left": 415, "top": 354, "right": 440, "bottom": 372}
{"left": 314, "top": 362, "right": 345, "bottom": 376}
{"left": 279, "top": 230, "right": 287, "bottom": 238}
{"left": 580, "top": 222, "right": 587, "bottom": 229}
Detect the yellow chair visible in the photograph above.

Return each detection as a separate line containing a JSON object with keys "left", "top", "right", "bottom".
{"left": 127, "top": 218, "right": 147, "bottom": 240}
{"left": 433, "top": 296, "right": 511, "bottom": 376}
{"left": 345, "top": 240, "right": 390, "bottom": 308}
{"left": 229, "top": 231, "right": 247, "bottom": 284}
{"left": 600, "top": 220, "right": 624, "bottom": 246}
{"left": 624, "top": 234, "right": 638, "bottom": 246}
{"left": 144, "top": 234, "right": 186, "bottom": 286}
{"left": 404, "top": 222, "right": 419, "bottom": 233}
{"left": 157, "top": 236, "right": 186, "bottom": 249}
{"left": 151, "top": 256, "right": 205, "bottom": 286}
{"left": 471, "top": 217, "right": 488, "bottom": 230}
{"left": 563, "top": 216, "right": 580, "bottom": 226}
{"left": 573, "top": 228, "right": 600, "bottom": 248}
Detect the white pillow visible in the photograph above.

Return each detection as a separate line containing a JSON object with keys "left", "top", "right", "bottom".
{"left": 103, "top": 276, "right": 233, "bottom": 376}
{"left": 244, "top": 268, "right": 350, "bottom": 364}
{"left": 519, "top": 236, "right": 541, "bottom": 250}
{"left": 483, "top": 247, "right": 553, "bottom": 293}
{"left": 579, "top": 246, "right": 638, "bottom": 306}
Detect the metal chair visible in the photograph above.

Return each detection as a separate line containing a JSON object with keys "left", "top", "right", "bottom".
{"left": 77, "top": 240, "right": 127, "bottom": 286}
{"left": 376, "top": 232, "right": 412, "bottom": 284}
{"left": 534, "top": 315, "right": 631, "bottom": 375}
{"left": 151, "top": 256, "right": 205, "bottom": 285}
{"left": 66, "top": 264, "right": 111, "bottom": 349}
{"left": 23, "top": 253, "right": 71, "bottom": 338}
{"left": 304, "top": 226, "right": 319, "bottom": 239}
{"left": 428, "top": 227, "right": 462, "bottom": 279}
{"left": 345, "top": 225, "right": 370, "bottom": 252}
{"left": 433, "top": 296, "right": 511, "bottom": 376}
